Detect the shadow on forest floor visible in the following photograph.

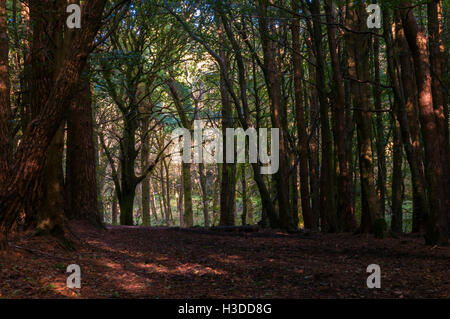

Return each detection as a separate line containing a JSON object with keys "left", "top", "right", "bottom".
{"left": 1, "top": 222, "right": 449, "bottom": 298}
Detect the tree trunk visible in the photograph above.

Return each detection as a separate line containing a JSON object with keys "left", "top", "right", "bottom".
{"left": 400, "top": 1, "right": 448, "bottom": 244}
{"left": 345, "top": 1, "right": 381, "bottom": 235}
{"left": 391, "top": 109, "right": 403, "bottom": 233}
{"left": 241, "top": 166, "right": 248, "bottom": 226}
{"left": 0, "top": 0, "right": 11, "bottom": 189}
{"left": 291, "top": 0, "right": 313, "bottom": 230}
{"left": 324, "top": 0, "right": 356, "bottom": 232}
{"left": 149, "top": 182, "right": 158, "bottom": 221}
{"left": 65, "top": 72, "right": 102, "bottom": 227}
{"left": 427, "top": 0, "right": 449, "bottom": 232}
{"left": 140, "top": 111, "right": 151, "bottom": 226}
{"left": 310, "top": 0, "right": 337, "bottom": 232}
{"left": 163, "top": 159, "right": 173, "bottom": 225}
{"left": 112, "top": 192, "right": 118, "bottom": 225}
{"left": 178, "top": 168, "right": 184, "bottom": 227}
{"left": 217, "top": 21, "right": 237, "bottom": 227}
{"left": 0, "top": 0, "right": 107, "bottom": 243}
{"left": 372, "top": 29, "right": 387, "bottom": 219}
{"left": 24, "top": 0, "right": 66, "bottom": 235}
{"left": 160, "top": 163, "right": 168, "bottom": 225}
{"left": 393, "top": 11, "right": 428, "bottom": 233}
{"left": 305, "top": 35, "right": 320, "bottom": 230}
{"left": 258, "top": 0, "right": 293, "bottom": 230}
{"left": 198, "top": 162, "right": 210, "bottom": 227}
{"left": 116, "top": 112, "right": 139, "bottom": 226}
{"left": 93, "top": 110, "right": 104, "bottom": 223}
{"left": 182, "top": 162, "right": 193, "bottom": 227}
{"left": 212, "top": 168, "right": 220, "bottom": 226}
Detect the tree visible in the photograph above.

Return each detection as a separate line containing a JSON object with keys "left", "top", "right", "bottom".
{"left": 0, "top": 0, "right": 108, "bottom": 246}
{"left": 324, "top": 0, "right": 356, "bottom": 231}
{"left": 0, "top": 0, "right": 11, "bottom": 189}
{"left": 400, "top": 1, "right": 448, "bottom": 244}
{"left": 258, "top": 0, "right": 294, "bottom": 231}
{"left": 167, "top": 78, "right": 194, "bottom": 227}
{"left": 310, "top": 0, "right": 337, "bottom": 232}
{"left": 65, "top": 69, "right": 102, "bottom": 227}
{"left": 345, "top": 0, "right": 381, "bottom": 235}
{"left": 291, "top": 0, "right": 313, "bottom": 230}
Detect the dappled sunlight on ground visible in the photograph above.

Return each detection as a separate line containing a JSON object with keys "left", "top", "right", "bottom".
{"left": 1, "top": 223, "right": 449, "bottom": 298}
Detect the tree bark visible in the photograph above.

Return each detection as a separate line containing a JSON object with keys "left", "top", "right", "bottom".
{"left": 112, "top": 192, "right": 118, "bottom": 225}
{"left": 291, "top": 0, "right": 313, "bottom": 230}
{"left": 163, "top": 158, "right": 173, "bottom": 225}
{"left": 391, "top": 109, "right": 403, "bottom": 233}
{"left": 217, "top": 21, "right": 236, "bottom": 227}
{"left": 393, "top": 11, "right": 428, "bottom": 233}
{"left": 305, "top": 35, "right": 320, "bottom": 230}
{"left": 140, "top": 107, "right": 151, "bottom": 226}
{"left": 345, "top": 1, "right": 381, "bottom": 234}
{"left": 178, "top": 168, "right": 184, "bottom": 227}
{"left": 241, "top": 166, "right": 248, "bottom": 226}
{"left": 182, "top": 162, "right": 193, "bottom": 227}
{"left": 372, "top": 28, "right": 387, "bottom": 219}
{"left": 0, "top": 0, "right": 11, "bottom": 189}
{"left": 324, "top": 0, "right": 356, "bottom": 232}
{"left": 0, "top": 0, "right": 107, "bottom": 241}
{"left": 65, "top": 71, "right": 102, "bottom": 227}
{"left": 258, "top": 0, "right": 294, "bottom": 230}
{"left": 400, "top": 1, "right": 448, "bottom": 244}
{"left": 198, "top": 162, "right": 210, "bottom": 227}
{"left": 310, "top": 0, "right": 337, "bottom": 232}
{"left": 427, "top": 0, "right": 449, "bottom": 231}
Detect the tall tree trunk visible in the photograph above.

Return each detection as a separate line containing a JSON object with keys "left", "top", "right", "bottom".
{"left": 400, "top": 1, "right": 448, "bottom": 244}
{"left": 310, "top": 0, "right": 337, "bottom": 232}
{"left": 140, "top": 111, "right": 151, "bottom": 226}
{"left": 17, "top": 1, "right": 32, "bottom": 135}
{"left": 178, "top": 168, "right": 184, "bottom": 227}
{"left": 241, "top": 166, "right": 248, "bottom": 226}
{"left": 345, "top": 1, "right": 381, "bottom": 234}
{"left": 167, "top": 79, "right": 194, "bottom": 227}
{"left": 391, "top": 109, "right": 403, "bottom": 233}
{"left": 198, "top": 162, "right": 210, "bottom": 227}
{"left": 93, "top": 109, "right": 104, "bottom": 223}
{"left": 157, "top": 177, "right": 164, "bottom": 223}
{"left": 212, "top": 169, "right": 220, "bottom": 226}
{"left": 393, "top": 11, "right": 428, "bottom": 232}
{"left": 65, "top": 71, "right": 102, "bottom": 227}
{"left": 372, "top": 29, "right": 387, "bottom": 219}
{"left": 160, "top": 163, "right": 168, "bottom": 226}
{"left": 163, "top": 159, "right": 173, "bottom": 225}
{"left": 291, "top": 0, "right": 313, "bottom": 230}
{"left": 149, "top": 182, "right": 158, "bottom": 221}
{"left": 0, "top": 0, "right": 107, "bottom": 244}
{"left": 218, "top": 9, "right": 278, "bottom": 228}
{"left": 112, "top": 192, "right": 118, "bottom": 225}
{"left": 218, "top": 22, "right": 236, "bottom": 227}
{"left": 305, "top": 35, "right": 320, "bottom": 229}
{"left": 290, "top": 155, "right": 299, "bottom": 227}
{"left": 247, "top": 184, "right": 254, "bottom": 225}
{"left": 324, "top": 0, "right": 356, "bottom": 232}
{"left": 0, "top": 0, "right": 10, "bottom": 193}
{"left": 24, "top": 0, "right": 66, "bottom": 235}
{"left": 118, "top": 117, "right": 138, "bottom": 226}
{"left": 258, "top": 0, "right": 294, "bottom": 230}
{"left": 182, "top": 162, "right": 193, "bottom": 227}
{"left": 32, "top": 124, "right": 65, "bottom": 235}
{"left": 427, "top": 0, "right": 449, "bottom": 231}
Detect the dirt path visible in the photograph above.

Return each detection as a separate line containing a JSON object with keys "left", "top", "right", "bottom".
{"left": 1, "top": 223, "right": 449, "bottom": 298}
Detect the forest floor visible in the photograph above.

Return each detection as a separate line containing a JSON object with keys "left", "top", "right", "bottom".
{"left": 0, "top": 222, "right": 449, "bottom": 299}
